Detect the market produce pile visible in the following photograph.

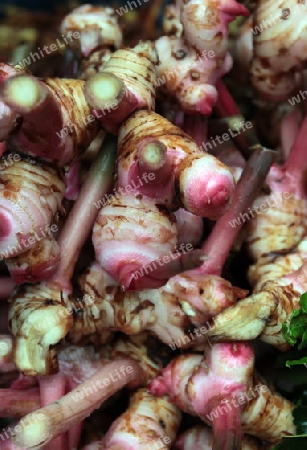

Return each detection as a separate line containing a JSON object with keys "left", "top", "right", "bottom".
{"left": 1, "top": 0, "right": 307, "bottom": 449}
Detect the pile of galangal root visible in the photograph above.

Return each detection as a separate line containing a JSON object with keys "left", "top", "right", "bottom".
{"left": 0, "top": 1, "right": 307, "bottom": 449}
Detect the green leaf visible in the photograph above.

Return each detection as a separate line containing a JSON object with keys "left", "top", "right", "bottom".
{"left": 283, "top": 327, "right": 298, "bottom": 346}
{"left": 273, "top": 435, "right": 307, "bottom": 449}
{"left": 282, "top": 298, "right": 307, "bottom": 346}
{"left": 299, "top": 329, "right": 307, "bottom": 350}
{"left": 299, "top": 293, "right": 307, "bottom": 314}
{"left": 286, "top": 357, "right": 307, "bottom": 368}
{"left": 289, "top": 315, "right": 307, "bottom": 339}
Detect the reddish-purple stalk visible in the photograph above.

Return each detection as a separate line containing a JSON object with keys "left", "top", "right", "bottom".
{"left": 0, "top": 142, "right": 6, "bottom": 157}
{"left": 10, "top": 374, "right": 38, "bottom": 390}
{"left": 214, "top": 80, "right": 258, "bottom": 158}
{"left": 181, "top": 114, "right": 208, "bottom": 149}
{"left": 283, "top": 114, "right": 307, "bottom": 182}
{"left": 280, "top": 109, "right": 302, "bottom": 161}
{"left": 195, "top": 146, "right": 276, "bottom": 275}
{"left": 215, "top": 80, "right": 241, "bottom": 117}
{"left": 0, "top": 388, "right": 40, "bottom": 417}
{"left": 0, "top": 277, "right": 15, "bottom": 299}
{"left": 64, "top": 160, "right": 82, "bottom": 201}
{"left": 68, "top": 422, "right": 83, "bottom": 450}
{"left": 50, "top": 134, "right": 116, "bottom": 292}
{"left": 211, "top": 400, "right": 242, "bottom": 450}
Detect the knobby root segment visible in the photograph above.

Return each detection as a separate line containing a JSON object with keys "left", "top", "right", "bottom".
{"left": 13, "top": 359, "right": 145, "bottom": 449}
{"left": 138, "top": 139, "right": 168, "bottom": 172}
{"left": 1, "top": 75, "right": 48, "bottom": 114}
{"left": 9, "top": 136, "right": 117, "bottom": 377}
{"left": 199, "top": 146, "right": 276, "bottom": 275}
{"left": 9, "top": 138, "right": 116, "bottom": 376}
{"left": 207, "top": 280, "right": 302, "bottom": 351}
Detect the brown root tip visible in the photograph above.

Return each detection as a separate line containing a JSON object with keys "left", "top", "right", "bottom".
{"left": 138, "top": 139, "right": 167, "bottom": 171}
{"left": 1, "top": 75, "right": 47, "bottom": 113}
{"left": 84, "top": 72, "right": 125, "bottom": 111}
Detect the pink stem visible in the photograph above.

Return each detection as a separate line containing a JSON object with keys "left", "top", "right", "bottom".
{"left": 0, "top": 388, "right": 40, "bottom": 417}
{"left": 68, "top": 422, "right": 83, "bottom": 450}
{"left": 215, "top": 80, "right": 240, "bottom": 117}
{"left": 13, "top": 359, "right": 144, "bottom": 449}
{"left": 0, "top": 277, "right": 15, "bottom": 299}
{"left": 39, "top": 373, "right": 68, "bottom": 450}
{"left": 280, "top": 109, "right": 302, "bottom": 161}
{"left": 283, "top": 114, "right": 307, "bottom": 177}
{"left": 51, "top": 135, "right": 117, "bottom": 290}
{"left": 10, "top": 374, "right": 38, "bottom": 390}
{"left": 173, "top": 109, "right": 185, "bottom": 128}
{"left": 215, "top": 81, "right": 258, "bottom": 157}
{"left": 210, "top": 400, "right": 242, "bottom": 450}
{"left": 198, "top": 147, "right": 276, "bottom": 275}
{"left": 0, "top": 141, "right": 6, "bottom": 157}
{"left": 181, "top": 114, "right": 208, "bottom": 148}
{"left": 64, "top": 160, "right": 82, "bottom": 201}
